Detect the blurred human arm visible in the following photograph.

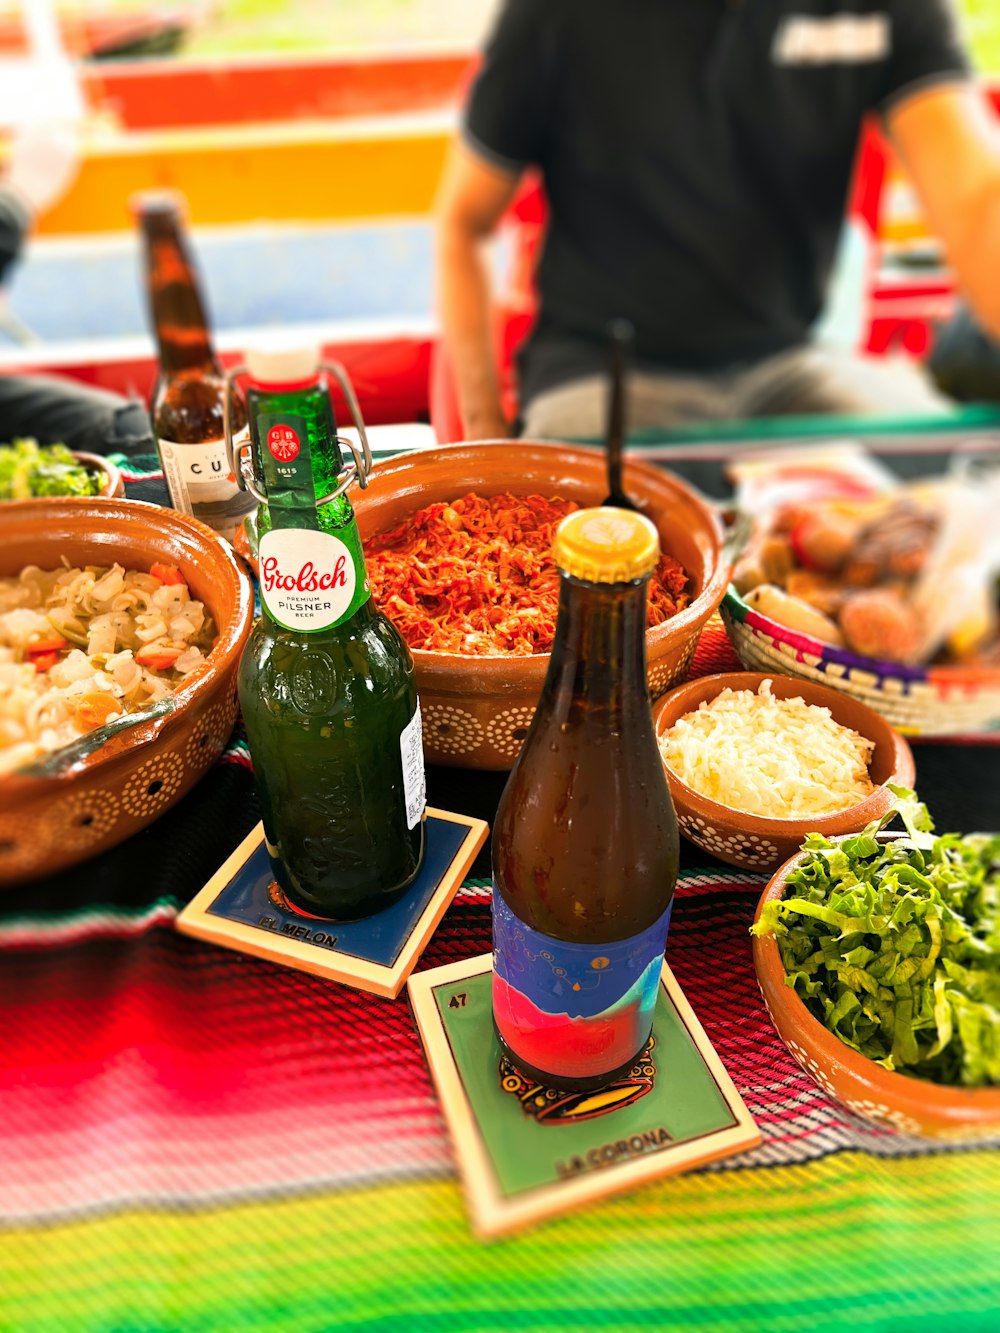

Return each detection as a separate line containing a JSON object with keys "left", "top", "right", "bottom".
{"left": 434, "top": 138, "right": 522, "bottom": 439}
{"left": 0, "top": 120, "right": 80, "bottom": 287}
{"left": 887, "top": 82, "right": 1000, "bottom": 339}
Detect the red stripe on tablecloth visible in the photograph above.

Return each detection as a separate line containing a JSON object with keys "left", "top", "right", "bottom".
{"left": 0, "top": 877, "right": 981, "bottom": 1223}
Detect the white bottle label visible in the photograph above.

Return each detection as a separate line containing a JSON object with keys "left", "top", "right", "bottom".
{"left": 400, "top": 704, "right": 426, "bottom": 830}
{"left": 258, "top": 528, "right": 357, "bottom": 632}
{"left": 158, "top": 432, "right": 255, "bottom": 540}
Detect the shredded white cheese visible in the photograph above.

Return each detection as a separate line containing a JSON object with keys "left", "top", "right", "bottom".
{"left": 658, "top": 678, "right": 877, "bottom": 818}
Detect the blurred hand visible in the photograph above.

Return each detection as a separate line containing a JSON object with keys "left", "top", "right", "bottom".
{"left": 464, "top": 408, "right": 514, "bottom": 440}
{"left": 4, "top": 120, "right": 80, "bottom": 218}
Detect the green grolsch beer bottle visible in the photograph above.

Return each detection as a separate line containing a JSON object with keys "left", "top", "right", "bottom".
{"left": 492, "top": 507, "right": 679, "bottom": 1090}
{"left": 235, "top": 344, "right": 426, "bottom": 919}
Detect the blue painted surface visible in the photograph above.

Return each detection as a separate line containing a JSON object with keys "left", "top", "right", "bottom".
{"left": 2, "top": 214, "right": 858, "bottom": 351}
{"left": 2, "top": 220, "right": 436, "bottom": 346}
{"left": 207, "top": 812, "right": 468, "bottom": 968}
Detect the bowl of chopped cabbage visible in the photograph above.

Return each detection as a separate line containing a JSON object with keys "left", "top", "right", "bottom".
{"left": 0, "top": 497, "right": 255, "bottom": 884}
{"left": 752, "top": 794, "right": 1000, "bottom": 1140}
{"left": 654, "top": 671, "right": 914, "bottom": 871}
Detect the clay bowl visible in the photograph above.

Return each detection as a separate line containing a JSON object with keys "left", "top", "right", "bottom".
{"left": 754, "top": 847, "right": 1000, "bottom": 1139}
{"left": 653, "top": 671, "right": 915, "bottom": 872}
{"left": 0, "top": 497, "right": 255, "bottom": 885}
{"left": 352, "top": 440, "right": 730, "bottom": 769}
{"left": 74, "top": 451, "right": 126, "bottom": 500}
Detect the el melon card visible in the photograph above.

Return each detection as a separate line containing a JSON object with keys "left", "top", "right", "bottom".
{"left": 177, "top": 808, "right": 487, "bottom": 997}
{"left": 408, "top": 953, "right": 760, "bottom": 1238}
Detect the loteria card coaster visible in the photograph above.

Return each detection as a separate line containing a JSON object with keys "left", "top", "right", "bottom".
{"left": 176, "top": 808, "right": 488, "bottom": 998}
{"left": 408, "top": 953, "right": 761, "bottom": 1239}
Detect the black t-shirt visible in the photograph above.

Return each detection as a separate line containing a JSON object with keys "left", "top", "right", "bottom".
{"left": 462, "top": 0, "right": 970, "bottom": 406}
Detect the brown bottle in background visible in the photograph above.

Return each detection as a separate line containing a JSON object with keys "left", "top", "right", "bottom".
{"left": 135, "top": 190, "right": 254, "bottom": 541}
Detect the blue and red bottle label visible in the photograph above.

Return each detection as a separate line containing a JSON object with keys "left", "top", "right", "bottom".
{"left": 492, "top": 892, "right": 672, "bottom": 1084}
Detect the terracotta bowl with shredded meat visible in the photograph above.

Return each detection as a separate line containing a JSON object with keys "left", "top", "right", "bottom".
{"left": 354, "top": 441, "right": 730, "bottom": 769}
{"left": 0, "top": 498, "right": 254, "bottom": 885}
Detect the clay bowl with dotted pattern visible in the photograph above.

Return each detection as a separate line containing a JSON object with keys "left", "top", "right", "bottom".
{"left": 353, "top": 440, "right": 730, "bottom": 769}
{"left": 653, "top": 671, "right": 915, "bottom": 872}
{"left": 0, "top": 498, "right": 255, "bottom": 885}
{"left": 753, "top": 845, "right": 1000, "bottom": 1139}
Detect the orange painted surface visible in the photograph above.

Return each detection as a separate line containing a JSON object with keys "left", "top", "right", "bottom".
{"left": 82, "top": 51, "right": 475, "bottom": 130}
{"left": 33, "top": 122, "right": 452, "bottom": 234}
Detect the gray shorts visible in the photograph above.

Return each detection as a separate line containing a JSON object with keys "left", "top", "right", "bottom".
{"left": 519, "top": 343, "right": 952, "bottom": 440}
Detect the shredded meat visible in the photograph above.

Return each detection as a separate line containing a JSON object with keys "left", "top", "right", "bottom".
{"left": 366, "top": 491, "right": 691, "bottom": 656}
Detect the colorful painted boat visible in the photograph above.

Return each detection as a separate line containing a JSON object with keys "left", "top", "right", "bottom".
{"left": 5, "top": 45, "right": 998, "bottom": 433}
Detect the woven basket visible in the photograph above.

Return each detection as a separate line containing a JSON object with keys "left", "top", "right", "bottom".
{"left": 721, "top": 588, "right": 1000, "bottom": 737}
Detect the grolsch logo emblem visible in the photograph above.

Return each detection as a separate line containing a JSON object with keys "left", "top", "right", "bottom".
{"left": 268, "top": 423, "right": 301, "bottom": 462}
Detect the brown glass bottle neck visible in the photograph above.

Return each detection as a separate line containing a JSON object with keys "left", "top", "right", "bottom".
{"left": 141, "top": 223, "right": 219, "bottom": 376}
{"left": 540, "top": 575, "right": 650, "bottom": 714}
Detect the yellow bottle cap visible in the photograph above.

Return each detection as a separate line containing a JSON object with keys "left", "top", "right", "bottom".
{"left": 553, "top": 507, "right": 661, "bottom": 583}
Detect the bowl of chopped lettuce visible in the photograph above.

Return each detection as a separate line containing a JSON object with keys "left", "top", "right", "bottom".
{"left": 0, "top": 438, "right": 123, "bottom": 502}
{"left": 752, "top": 790, "right": 1000, "bottom": 1139}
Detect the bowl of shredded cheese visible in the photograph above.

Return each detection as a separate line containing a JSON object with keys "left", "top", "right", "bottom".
{"left": 354, "top": 440, "right": 730, "bottom": 769}
{"left": 654, "top": 672, "right": 915, "bottom": 871}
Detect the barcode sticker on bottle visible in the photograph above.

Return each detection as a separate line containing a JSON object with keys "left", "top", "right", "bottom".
{"left": 400, "top": 704, "right": 427, "bottom": 830}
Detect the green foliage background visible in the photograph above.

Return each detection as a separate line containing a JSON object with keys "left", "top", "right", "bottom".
{"left": 33, "top": 0, "right": 1000, "bottom": 68}
{"left": 179, "top": 0, "right": 999, "bottom": 69}
{"left": 962, "top": 0, "right": 1000, "bottom": 72}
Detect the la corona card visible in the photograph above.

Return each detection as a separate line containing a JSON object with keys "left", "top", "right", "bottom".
{"left": 408, "top": 953, "right": 761, "bottom": 1238}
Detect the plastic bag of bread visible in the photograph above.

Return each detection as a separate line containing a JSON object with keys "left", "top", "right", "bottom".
{"left": 908, "top": 456, "right": 1000, "bottom": 662}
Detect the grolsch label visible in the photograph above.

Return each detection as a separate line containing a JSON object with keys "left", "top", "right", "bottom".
{"left": 258, "top": 527, "right": 370, "bottom": 632}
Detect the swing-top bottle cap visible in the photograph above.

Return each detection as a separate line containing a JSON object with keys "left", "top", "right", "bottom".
{"left": 553, "top": 507, "right": 660, "bottom": 583}
{"left": 244, "top": 341, "right": 321, "bottom": 388}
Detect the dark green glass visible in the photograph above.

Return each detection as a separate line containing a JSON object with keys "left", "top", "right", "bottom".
{"left": 237, "top": 368, "right": 425, "bottom": 920}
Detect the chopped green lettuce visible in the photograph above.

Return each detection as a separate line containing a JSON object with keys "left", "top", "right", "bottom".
{"left": 0, "top": 437, "right": 103, "bottom": 500}
{"left": 751, "top": 787, "right": 1000, "bottom": 1086}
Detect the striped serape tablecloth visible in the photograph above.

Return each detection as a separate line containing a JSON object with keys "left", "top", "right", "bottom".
{"left": 1, "top": 459, "right": 998, "bottom": 1332}
{"left": 2, "top": 862, "right": 998, "bottom": 1331}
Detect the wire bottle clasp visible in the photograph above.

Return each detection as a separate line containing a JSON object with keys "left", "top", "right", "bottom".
{"left": 222, "top": 358, "right": 374, "bottom": 508}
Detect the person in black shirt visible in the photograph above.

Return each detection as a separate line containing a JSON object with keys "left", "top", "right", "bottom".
{"left": 435, "top": 0, "right": 1000, "bottom": 440}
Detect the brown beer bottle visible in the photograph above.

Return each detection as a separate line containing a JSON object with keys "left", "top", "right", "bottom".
{"left": 492, "top": 507, "right": 679, "bottom": 1091}
{"left": 135, "top": 191, "right": 254, "bottom": 541}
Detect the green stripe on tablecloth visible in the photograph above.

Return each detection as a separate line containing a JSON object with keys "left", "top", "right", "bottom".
{"left": 624, "top": 403, "right": 1000, "bottom": 447}
{"left": 2, "top": 1150, "right": 997, "bottom": 1332}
